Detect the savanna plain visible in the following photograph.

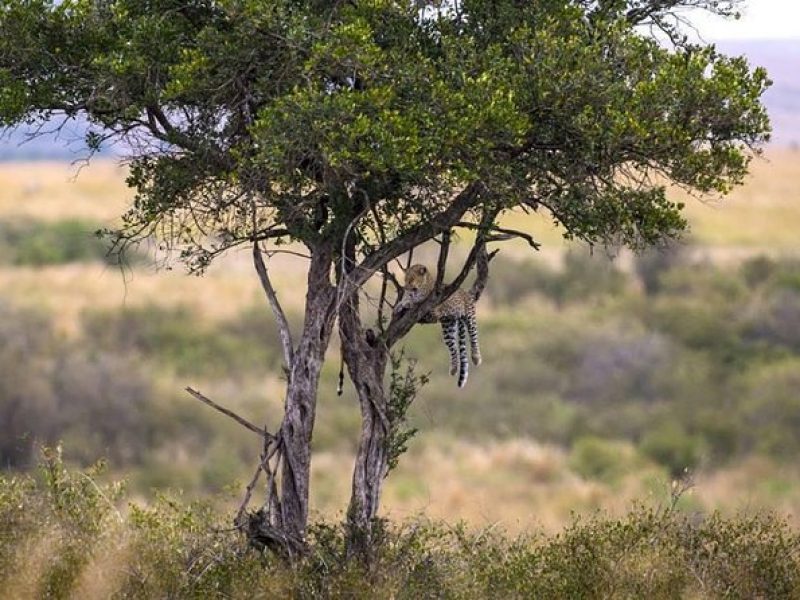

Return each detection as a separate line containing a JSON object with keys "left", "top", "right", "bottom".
{"left": 3, "top": 151, "right": 800, "bottom": 597}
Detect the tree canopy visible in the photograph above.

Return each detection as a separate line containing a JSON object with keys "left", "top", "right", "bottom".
{"left": 1, "top": 0, "right": 769, "bottom": 270}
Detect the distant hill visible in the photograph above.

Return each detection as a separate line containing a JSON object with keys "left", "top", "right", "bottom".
{"left": 0, "top": 116, "right": 117, "bottom": 161}
{"left": 714, "top": 39, "right": 800, "bottom": 146}
{"left": 1, "top": 39, "right": 797, "bottom": 160}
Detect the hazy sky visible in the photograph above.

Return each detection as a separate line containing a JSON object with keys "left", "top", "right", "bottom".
{"left": 688, "top": 0, "right": 800, "bottom": 40}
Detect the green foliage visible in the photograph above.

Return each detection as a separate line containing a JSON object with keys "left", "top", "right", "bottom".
{"left": 738, "top": 360, "right": 800, "bottom": 460}
{"left": 0, "top": 447, "right": 125, "bottom": 598}
{"left": 487, "top": 251, "right": 626, "bottom": 307}
{"left": 2, "top": 455, "right": 799, "bottom": 598}
{"left": 639, "top": 421, "right": 706, "bottom": 477}
{"left": 0, "top": 218, "right": 147, "bottom": 266}
{"left": 385, "top": 351, "right": 425, "bottom": 472}
{"left": 0, "top": 0, "right": 770, "bottom": 267}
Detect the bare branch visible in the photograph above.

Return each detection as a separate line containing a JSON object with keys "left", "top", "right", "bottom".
{"left": 235, "top": 434, "right": 271, "bottom": 526}
{"left": 377, "top": 264, "right": 390, "bottom": 336}
{"left": 486, "top": 226, "right": 541, "bottom": 250}
{"left": 470, "top": 245, "right": 500, "bottom": 302}
{"left": 354, "top": 181, "right": 486, "bottom": 289}
{"left": 384, "top": 205, "right": 500, "bottom": 347}
{"left": 434, "top": 231, "right": 451, "bottom": 293}
{"left": 253, "top": 242, "right": 295, "bottom": 370}
{"left": 456, "top": 221, "right": 541, "bottom": 251}
{"left": 185, "top": 387, "right": 273, "bottom": 440}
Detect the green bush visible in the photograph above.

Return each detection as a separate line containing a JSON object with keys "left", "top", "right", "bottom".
{"left": 569, "top": 436, "right": 642, "bottom": 483}
{"left": 554, "top": 249, "right": 628, "bottom": 304}
{"left": 743, "top": 289, "right": 800, "bottom": 353}
{"left": 0, "top": 303, "right": 154, "bottom": 468}
{"left": 634, "top": 241, "right": 690, "bottom": 295}
{"left": 738, "top": 360, "right": 800, "bottom": 460}
{"left": 639, "top": 421, "right": 706, "bottom": 477}
{"left": 2, "top": 454, "right": 799, "bottom": 599}
{"left": 82, "top": 305, "right": 283, "bottom": 377}
{"left": 483, "top": 254, "right": 559, "bottom": 306}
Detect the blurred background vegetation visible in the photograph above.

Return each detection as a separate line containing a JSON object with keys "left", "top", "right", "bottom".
{"left": 2, "top": 152, "right": 800, "bottom": 534}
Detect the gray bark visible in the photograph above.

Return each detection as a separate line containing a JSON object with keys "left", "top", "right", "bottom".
{"left": 278, "top": 242, "right": 336, "bottom": 545}
{"left": 339, "top": 288, "right": 390, "bottom": 556}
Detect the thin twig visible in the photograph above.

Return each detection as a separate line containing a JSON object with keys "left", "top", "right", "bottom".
{"left": 185, "top": 387, "right": 272, "bottom": 440}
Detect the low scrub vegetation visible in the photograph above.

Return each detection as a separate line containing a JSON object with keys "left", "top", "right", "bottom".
{"left": 2, "top": 452, "right": 798, "bottom": 599}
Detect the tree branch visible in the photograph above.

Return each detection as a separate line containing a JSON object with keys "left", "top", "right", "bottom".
{"left": 185, "top": 387, "right": 274, "bottom": 440}
{"left": 384, "top": 205, "right": 500, "bottom": 347}
{"left": 434, "top": 231, "right": 451, "bottom": 293}
{"left": 470, "top": 245, "right": 499, "bottom": 302}
{"left": 485, "top": 226, "right": 541, "bottom": 250}
{"left": 353, "top": 181, "right": 486, "bottom": 289}
{"left": 253, "top": 242, "right": 295, "bottom": 371}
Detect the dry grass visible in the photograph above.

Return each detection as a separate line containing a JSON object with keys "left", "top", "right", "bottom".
{"left": 0, "top": 160, "right": 130, "bottom": 223}
{"left": 0, "top": 252, "right": 309, "bottom": 335}
{"left": 305, "top": 436, "right": 800, "bottom": 535}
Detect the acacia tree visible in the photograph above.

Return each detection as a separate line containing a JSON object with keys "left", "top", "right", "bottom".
{"left": 0, "top": 0, "right": 769, "bottom": 553}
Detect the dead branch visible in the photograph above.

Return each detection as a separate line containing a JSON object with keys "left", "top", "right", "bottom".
{"left": 487, "top": 227, "right": 540, "bottom": 250}
{"left": 236, "top": 430, "right": 285, "bottom": 527}
{"left": 253, "top": 242, "right": 295, "bottom": 370}
{"left": 185, "top": 387, "right": 273, "bottom": 440}
{"left": 434, "top": 230, "right": 451, "bottom": 292}
{"left": 377, "top": 264, "right": 390, "bottom": 336}
{"left": 470, "top": 245, "right": 499, "bottom": 302}
{"left": 456, "top": 221, "right": 541, "bottom": 251}
{"left": 235, "top": 433, "right": 271, "bottom": 526}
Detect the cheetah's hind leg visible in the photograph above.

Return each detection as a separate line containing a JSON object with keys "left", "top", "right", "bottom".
{"left": 441, "top": 317, "right": 459, "bottom": 377}
{"left": 467, "top": 306, "right": 482, "bottom": 366}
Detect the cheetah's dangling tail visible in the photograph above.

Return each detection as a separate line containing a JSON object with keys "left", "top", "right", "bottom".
{"left": 457, "top": 317, "right": 469, "bottom": 388}
{"left": 337, "top": 347, "right": 344, "bottom": 396}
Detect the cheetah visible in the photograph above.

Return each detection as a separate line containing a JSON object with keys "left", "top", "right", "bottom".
{"left": 394, "top": 264, "right": 481, "bottom": 388}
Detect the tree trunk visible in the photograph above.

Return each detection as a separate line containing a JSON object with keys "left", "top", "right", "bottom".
{"left": 339, "top": 291, "right": 391, "bottom": 557}
{"left": 278, "top": 243, "right": 336, "bottom": 546}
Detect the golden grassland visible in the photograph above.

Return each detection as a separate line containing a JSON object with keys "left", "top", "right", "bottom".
{"left": 3, "top": 150, "right": 800, "bottom": 532}
{"left": 308, "top": 437, "right": 800, "bottom": 534}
